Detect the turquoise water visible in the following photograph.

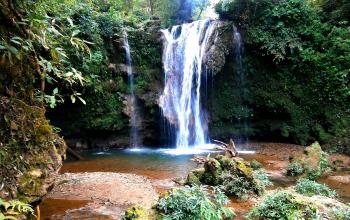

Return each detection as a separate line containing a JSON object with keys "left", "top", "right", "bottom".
{"left": 62, "top": 148, "right": 210, "bottom": 179}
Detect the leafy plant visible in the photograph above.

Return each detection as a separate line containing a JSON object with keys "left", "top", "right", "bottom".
{"left": 286, "top": 162, "right": 305, "bottom": 177}
{"left": 253, "top": 169, "right": 273, "bottom": 187}
{"left": 0, "top": 199, "right": 34, "bottom": 219}
{"left": 155, "top": 186, "right": 235, "bottom": 220}
{"left": 219, "top": 172, "right": 257, "bottom": 200}
{"left": 250, "top": 160, "right": 262, "bottom": 170}
{"left": 330, "top": 204, "right": 350, "bottom": 220}
{"left": 246, "top": 191, "right": 319, "bottom": 220}
{"left": 295, "top": 179, "right": 337, "bottom": 198}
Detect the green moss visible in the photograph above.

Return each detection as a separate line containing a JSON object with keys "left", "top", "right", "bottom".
{"left": 250, "top": 160, "right": 263, "bottom": 170}
{"left": 286, "top": 142, "right": 330, "bottom": 180}
{"left": 216, "top": 155, "right": 237, "bottom": 171}
{"left": 188, "top": 156, "right": 265, "bottom": 199}
{"left": 1, "top": 99, "right": 66, "bottom": 203}
{"left": 186, "top": 172, "right": 201, "bottom": 186}
{"left": 237, "top": 161, "right": 254, "bottom": 177}
{"left": 123, "top": 206, "right": 147, "bottom": 220}
{"left": 304, "top": 142, "right": 330, "bottom": 180}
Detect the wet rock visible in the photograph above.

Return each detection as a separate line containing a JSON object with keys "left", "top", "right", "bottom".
{"left": 203, "top": 21, "right": 233, "bottom": 75}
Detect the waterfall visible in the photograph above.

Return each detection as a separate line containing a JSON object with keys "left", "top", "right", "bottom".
{"left": 233, "top": 27, "right": 249, "bottom": 144}
{"left": 159, "top": 19, "right": 216, "bottom": 149}
{"left": 123, "top": 34, "right": 139, "bottom": 147}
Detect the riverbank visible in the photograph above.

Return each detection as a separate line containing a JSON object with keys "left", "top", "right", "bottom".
{"left": 40, "top": 143, "right": 350, "bottom": 219}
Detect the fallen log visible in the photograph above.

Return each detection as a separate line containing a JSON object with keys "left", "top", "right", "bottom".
{"left": 213, "top": 139, "right": 238, "bottom": 158}
{"left": 66, "top": 147, "right": 84, "bottom": 160}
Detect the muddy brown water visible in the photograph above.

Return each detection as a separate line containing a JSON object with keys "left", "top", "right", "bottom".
{"left": 41, "top": 143, "right": 350, "bottom": 219}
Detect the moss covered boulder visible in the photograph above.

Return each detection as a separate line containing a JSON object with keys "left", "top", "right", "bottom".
{"left": 186, "top": 155, "right": 264, "bottom": 199}
{"left": 287, "top": 142, "right": 330, "bottom": 180}
{"left": 0, "top": 2, "right": 66, "bottom": 205}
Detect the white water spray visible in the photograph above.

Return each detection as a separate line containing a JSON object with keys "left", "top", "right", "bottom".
{"left": 123, "top": 34, "right": 139, "bottom": 147}
{"left": 233, "top": 27, "right": 249, "bottom": 144}
{"left": 160, "top": 19, "right": 216, "bottom": 149}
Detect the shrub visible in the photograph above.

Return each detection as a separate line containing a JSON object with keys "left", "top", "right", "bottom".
{"left": 331, "top": 204, "right": 350, "bottom": 220}
{"left": 296, "top": 179, "right": 337, "bottom": 198}
{"left": 246, "top": 191, "right": 319, "bottom": 220}
{"left": 286, "top": 162, "right": 305, "bottom": 176}
{"left": 250, "top": 160, "right": 262, "bottom": 170}
{"left": 0, "top": 199, "right": 34, "bottom": 219}
{"left": 219, "top": 172, "right": 260, "bottom": 200}
{"left": 253, "top": 170, "right": 273, "bottom": 187}
{"left": 155, "top": 186, "right": 235, "bottom": 220}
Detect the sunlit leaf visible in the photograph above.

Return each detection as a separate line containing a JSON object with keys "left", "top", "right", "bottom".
{"left": 72, "top": 30, "right": 80, "bottom": 37}
{"left": 78, "top": 96, "right": 86, "bottom": 105}
{"left": 67, "top": 17, "right": 74, "bottom": 27}
{"left": 70, "top": 95, "right": 76, "bottom": 103}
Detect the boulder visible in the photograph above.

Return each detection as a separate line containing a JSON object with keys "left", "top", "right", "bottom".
{"left": 186, "top": 155, "right": 264, "bottom": 198}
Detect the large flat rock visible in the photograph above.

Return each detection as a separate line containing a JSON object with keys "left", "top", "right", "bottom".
{"left": 45, "top": 172, "right": 158, "bottom": 219}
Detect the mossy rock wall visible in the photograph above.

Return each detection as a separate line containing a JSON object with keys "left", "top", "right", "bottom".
{"left": 0, "top": 3, "right": 66, "bottom": 204}
{"left": 47, "top": 19, "right": 164, "bottom": 148}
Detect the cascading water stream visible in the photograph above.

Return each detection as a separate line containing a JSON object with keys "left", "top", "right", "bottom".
{"left": 233, "top": 27, "right": 249, "bottom": 144}
{"left": 160, "top": 19, "right": 216, "bottom": 149}
{"left": 123, "top": 34, "right": 139, "bottom": 147}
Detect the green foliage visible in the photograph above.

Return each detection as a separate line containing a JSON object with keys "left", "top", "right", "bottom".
{"left": 212, "top": 0, "right": 350, "bottom": 146}
{"left": 328, "top": 144, "right": 350, "bottom": 156}
{"left": 155, "top": 186, "right": 235, "bottom": 220}
{"left": 250, "top": 160, "right": 262, "bottom": 170}
{"left": 219, "top": 173, "right": 256, "bottom": 200}
{"left": 123, "top": 206, "right": 147, "bottom": 220}
{"left": 253, "top": 169, "right": 273, "bottom": 187}
{"left": 0, "top": 198, "right": 34, "bottom": 219}
{"left": 330, "top": 204, "right": 350, "bottom": 220}
{"left": 38, "top": 0, "right": 165, "bottom": 133}
{"left": 286, "top": 162, "right": 305, "bottom": 177}
{"left": 295, "top": 179, "right": 337, "bottom": 198}
{"left": 321, "top": 0, "right": 350, "bottom": 24}
{"left": 246, "top": 191, "right": 319, "bottom": 220}
{"left": 187, "top": 155, "right": 265, "bottom": 200}
{"left": 0, "top": 2, "right": 90, "bottom": 108}
{"left": 154, "top": 0, "right": 210, "bottom": 27}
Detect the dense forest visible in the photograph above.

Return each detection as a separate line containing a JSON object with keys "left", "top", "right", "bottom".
{"left": 0, "top": 0, "right": 349, "bottom": 219}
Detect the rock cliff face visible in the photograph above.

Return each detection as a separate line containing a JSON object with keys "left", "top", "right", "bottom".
{"left": 203, "top": 21, "right": 233, "bottom": 75}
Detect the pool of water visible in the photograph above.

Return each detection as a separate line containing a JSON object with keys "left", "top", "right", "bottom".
{"left": 42, "top": 144, "right": 350, "bottom": 219}
{"left": 61, "top": 146, "right": 258, "bottom": 179}
{"left": 62, "top": 148, "right": 206, "bottom": 179}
